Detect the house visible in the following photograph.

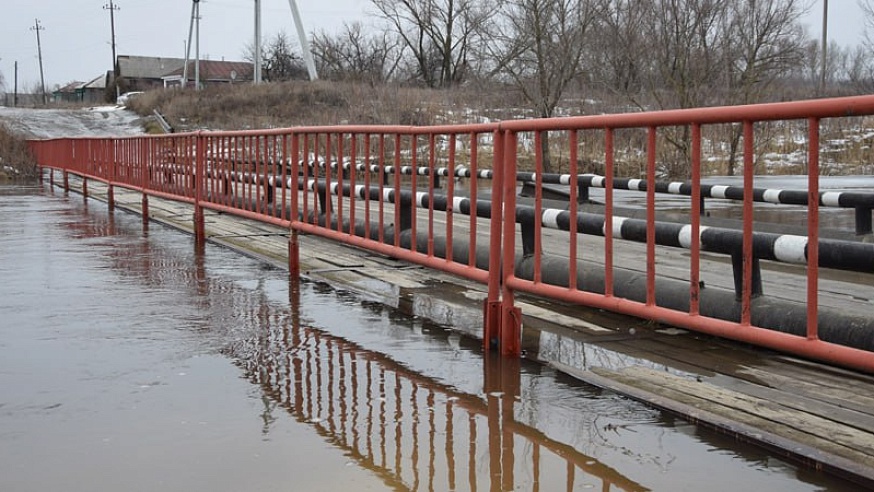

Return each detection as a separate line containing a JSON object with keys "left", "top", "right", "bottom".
{"left": 52, "top": 81, "right": 86, "bottom": 103}
{"left": 161, "top": 60, "right": 255, "bottom": 88}
{"left": 51, "top": 74, "right": 110, "bottom": 104}
{"left": 115, "top": 55, "right": 187, "bottom": 93}
{"left": 113, "top": 55, "right": 254, "bottom": 92}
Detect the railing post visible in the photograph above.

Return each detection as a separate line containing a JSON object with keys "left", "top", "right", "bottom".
{"left": 855, "top": 206, "right": 872, "bottom": 236}
{"left": 484, "top": 129, "right": 505, "bottom": 351}
{"left": 141, "top": 138, "right": 150, "bottom": 225}
{"left": 194, "top": 133, "right": 206, "bottom": 247}
{"left": 289, "top": 132, "right": 301, "bottom": 278}
{"left": 501, "top": 130, "right": 522, "bottom": 356}
{"left": 107, "top": 139, "right": 115, "bottom": 211}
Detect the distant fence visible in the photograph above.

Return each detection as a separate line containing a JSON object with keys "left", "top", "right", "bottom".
{"left": 29, "top": 94, "right": 874, "bottom": 374}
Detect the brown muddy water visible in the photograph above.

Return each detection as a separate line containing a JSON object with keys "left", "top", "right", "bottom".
{"left": 0, "top": 182, "right": 859, "bottom": 491}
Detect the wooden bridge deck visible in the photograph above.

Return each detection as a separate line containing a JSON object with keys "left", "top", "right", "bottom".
{"left": 51, "top": 176, "right": 874, "bottom": 487}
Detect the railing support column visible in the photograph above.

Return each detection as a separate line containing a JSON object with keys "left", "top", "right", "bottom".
{"left": 484, "top": 130, "right": 505, "bottom": 351}
{"left": 500, "top": 130, "right": 522, "bottom": 356}
{"left": 289, "top": 229, "right": 300, "bottom": 278}
{"left": 194, "top": 134, "right": 206, "bottom": 247}
{"left": 856, "top": 206, "right": 872, "bottom": 236}
{"left": 142, "top": 195, "right": 150, "bottom": 224}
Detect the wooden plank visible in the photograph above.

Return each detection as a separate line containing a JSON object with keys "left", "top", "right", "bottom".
{"left": 615, "top": 365, "right": 874, "bottom": 457}
{"left": 557, "top": 362, "right": 874, "bottom": 488}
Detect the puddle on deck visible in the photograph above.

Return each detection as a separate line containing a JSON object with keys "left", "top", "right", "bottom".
{"left": 0, "top": 182, "right": 860, "bottom": 491}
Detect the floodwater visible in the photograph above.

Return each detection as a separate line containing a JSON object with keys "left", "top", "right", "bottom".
{"left": 0, "top": 181, "right": 860, "bottom": 491}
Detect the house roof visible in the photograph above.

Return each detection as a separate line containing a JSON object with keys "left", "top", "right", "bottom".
{"left": 56, "top": 81, "right": 86, "bottom": 93}
{"left": 163, "top": 60, "right": 254, "bottom": 81}
{"left": 82, "top": 74, "right": 107, "bottom": 90}
{"left": 117, "top": 55, "right": 187, "bottom": 79}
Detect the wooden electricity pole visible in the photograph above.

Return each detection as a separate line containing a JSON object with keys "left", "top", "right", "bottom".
{"left": 104, "top": 0, "right": 120, "bottom": 98}
{"left": 31, "top": 18, "right": 47, "bottom": 105}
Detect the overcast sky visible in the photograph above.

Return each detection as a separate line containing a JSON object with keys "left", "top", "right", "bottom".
{"left": 0, "top": 0, "right": 868, "bottom": 90}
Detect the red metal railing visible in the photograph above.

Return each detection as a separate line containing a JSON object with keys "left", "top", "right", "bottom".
{"left": 28, "top": 94, "right": 874, "bottom": 374}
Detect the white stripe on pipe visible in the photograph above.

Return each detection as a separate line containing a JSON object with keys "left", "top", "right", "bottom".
{"left": 560, "top": 174, "right": 571, "bottom": 185}
{"left": 542, "top": 209, "right": 562, "bottom": 229}
{"left": 627, "top": 179, "right": 642, "bottom": 191}
{"left": 763, "top": 189, "right": 781, "bottom": 203}
{"left": 591, "top": 176, "right": 605, "bottom": 188}
{"left": 330, "top": 182, "right": 339, "bottom": 195}
{"left": 774, "top": 235, "right": 807, "bottom": 264}
{"left": 354, "top": 184, "right": 366, "bottom": 198}
{"left": 668, "top": 182, "right": 682, "bottom": 194}
{"left": 678, "top": 225, "right": 709, "bottom": 249}
{"left": 453, "top": 196, "right": 466, "bottom": 212}
{"left": 710, "top": 185, "right": 729, "bottom": 199}
{"left": 382, "top": 189, "right": 393, "bottom": 201}
{"left": 416, "top": 191, "right": 428, "bottom": 207}
{"left": 606, "top": 217, "right": 627, "bottom": 238}
{"left": 822, "top": 192, "right": 842, "bottom": 207}
{"left": 529, "top": 173, "right": 537, "bottom": 183}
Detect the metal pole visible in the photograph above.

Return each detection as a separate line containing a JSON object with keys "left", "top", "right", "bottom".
{"left": 820, "top": 0, "right": 828, "bottom": 94}
{"left": 288, "top": 0, "right": 318, "bottom": 80}
{"left": 254, "top": 0, "right": 262, "bottom": 84}
{"left": 14, "top": 61, "right": 19, "bottom": 107}
{"left": 31, "top": 19, "right": 47, "bottom": 105}
{"left": 195, "top": 0, "right": 200, "bottom": 90}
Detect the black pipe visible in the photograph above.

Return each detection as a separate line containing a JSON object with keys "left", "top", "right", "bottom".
{"left": 516, "top": 256, "right": 874, "bottom": 352}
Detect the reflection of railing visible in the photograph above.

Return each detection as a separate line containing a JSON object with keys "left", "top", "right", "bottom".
{"left": 230, "top": 284, "right": 646, "bottom": 492}
{"left": 53, "top": 203, "right": 646, "bottom": 490}
{"left": 28, "top": 94, "right": 874, "bottom": 374}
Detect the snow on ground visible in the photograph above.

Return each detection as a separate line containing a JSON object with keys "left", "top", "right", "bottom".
{"left": 0, "top": 105, "right": 145, "bottom": 140}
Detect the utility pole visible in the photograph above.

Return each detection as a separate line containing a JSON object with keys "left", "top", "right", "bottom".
{"left": 14, "top": 61, "right": 19, "bottom": 107}
{"left": 31, "top": 19, "right": 47, "bottom": 105}
{"left": 104, "top": 0, "right": 120, "bottom": 98}
{"left": 183, "top": 0, "right": 201, "bottom": 90}
{"left": 254, "top": 0, "right": 262, "bottom": 84}
{"left": 820, "top": 0, "right": 828, "bottom": 95}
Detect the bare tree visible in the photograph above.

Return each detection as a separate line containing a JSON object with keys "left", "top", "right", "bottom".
{"left": 720, "top": 0, "right": 807, "bottom": 175}
{"left": 370, "top": 0, "right": 492, "bottom": 87}
{"left": 863, "top": 0, "right": 874, "bottom": 48}
{"left": 487, "top": 0, "right": 605, "bottom": 172}
{"left": 243, "top": 31, "right": 307, "bottom": 82}
{"left": 264, "top": 31, "right": 307, "bottom": 82}
{"left": 599, "top": 0, "right": 807, "bottom": 177}
{"left": 311, "top": 22, "right": 402, "bottom": 84}
{"left": 589, "top": 0, "right": 648, "bottom": 99}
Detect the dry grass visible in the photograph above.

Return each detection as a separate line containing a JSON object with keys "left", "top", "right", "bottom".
{"left": 127, "top": 81, "right": 874, "bottom": 178}
{"left": 0, "top": 123, "right": 38, "bottom": 180}
{"left": 129, "top": 80, "right": 507, "bottom": 132}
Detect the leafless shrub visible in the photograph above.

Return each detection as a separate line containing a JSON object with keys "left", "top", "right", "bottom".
{"left": 0, "top": 123, "right": 38, "bottom": 180}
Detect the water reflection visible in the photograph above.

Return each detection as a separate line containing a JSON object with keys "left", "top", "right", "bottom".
{"left": 228, "top": 280, "right": 644, "bottom": 492}
{"left": 45, "top": 193, "right": 640, "bottom": 490}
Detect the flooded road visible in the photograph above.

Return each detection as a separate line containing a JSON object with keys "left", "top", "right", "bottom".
{"left": 0, "top": 181, "right": 859, "bottom": 491}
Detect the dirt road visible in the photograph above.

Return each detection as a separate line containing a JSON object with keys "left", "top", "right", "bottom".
{"left": 0, "top": 105, "right": 144, "bottom": 139}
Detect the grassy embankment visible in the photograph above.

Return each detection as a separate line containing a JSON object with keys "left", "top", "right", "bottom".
{"left": 130, "top": 81, "right": 874, "bottom": 177}
{"left": 0, "top": 123, "right": 37, "bottom": 180}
